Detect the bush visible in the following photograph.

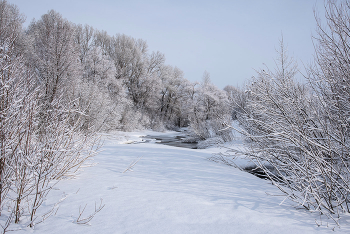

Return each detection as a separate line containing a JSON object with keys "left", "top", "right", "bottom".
{"left": 232, "top": 30, "right": 350, "bottom": 225}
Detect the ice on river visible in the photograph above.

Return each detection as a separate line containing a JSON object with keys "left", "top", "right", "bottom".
{"left": 11, "top": 130, "right": 350, "bottom": 233}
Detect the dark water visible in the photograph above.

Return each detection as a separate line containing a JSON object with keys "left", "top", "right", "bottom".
{"left": 243, "top": 165, "right": 284, "bottom": 183}
{"left": 142, "top": 134, "right": 285, "bottom": 182}
{"left": 142, "top": 135, "right": 198, "bottom": 149}
{"left": 243, "top": 166, "right": 270, "bottom": 180}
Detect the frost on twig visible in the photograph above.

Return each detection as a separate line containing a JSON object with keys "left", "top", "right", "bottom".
{"left": 74, "top": 199, "right": 105, "bottom": 225}
{"left": 123, "top": 156, "right": 143, "bottom": 173}
{"left": 28, "top": 193, "right": 68, "bottom": 228}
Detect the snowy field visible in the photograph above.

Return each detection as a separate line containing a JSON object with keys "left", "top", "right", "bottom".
{"left": 11, "top": 131, "right": 350, "bottom": 234}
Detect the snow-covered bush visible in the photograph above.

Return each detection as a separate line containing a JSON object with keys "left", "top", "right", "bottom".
{"left": 232, "top": 24, "right": 350, "bottom": 225}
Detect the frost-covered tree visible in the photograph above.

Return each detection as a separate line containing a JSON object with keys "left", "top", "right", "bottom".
{"left": 74, "top": 24, "right": 94, "bottom": 64}
{"left": 188, "top": 71, "right": 232, "bottom": 142}
{"left": 92, "top": 32, "right": 165, "bottom": 130}
{"left": 79, "top": 45, "right": 128, "bottom": 131}
{"left": 27, "top": 10, "right": 80, "bottom": 102}
{"left": 27, "top": 10, "right": 82, "bottom": 133}
{"left": 110, "top": 34, "right": 163, "bottom": 112}
{"left": 158, "top": 65, "right": 191, "bottom": 128}
{"left": 223, "top": 85, "right": 247, "bottom": 120}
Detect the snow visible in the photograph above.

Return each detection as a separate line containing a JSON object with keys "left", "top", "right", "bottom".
{"left": 10, "top": 131, "right": 350, "bottom": 233}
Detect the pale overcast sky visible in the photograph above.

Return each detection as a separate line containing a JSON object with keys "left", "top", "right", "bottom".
{"left": 10, "top": 0, "right": 324, "bottom": 88}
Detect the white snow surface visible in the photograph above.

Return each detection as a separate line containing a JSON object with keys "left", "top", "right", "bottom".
{"left": 11, "top": 130, "right": 350, "bottom": 233}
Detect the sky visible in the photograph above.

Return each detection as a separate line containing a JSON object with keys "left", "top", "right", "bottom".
{"left": 9, "top": 0, "right": 324, "bottom": 89}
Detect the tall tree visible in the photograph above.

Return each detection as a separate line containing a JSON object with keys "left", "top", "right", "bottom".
{"left": 27, "top": 10, "right": 81, "bottom": 134}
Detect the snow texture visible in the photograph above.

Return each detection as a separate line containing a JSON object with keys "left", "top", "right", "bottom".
{"left": 10, "top": 131, "right": 350, "bottom": 233}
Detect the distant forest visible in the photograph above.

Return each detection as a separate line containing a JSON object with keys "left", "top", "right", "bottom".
{"left": 1, "top": 3, "right": 235, "bottom": 136}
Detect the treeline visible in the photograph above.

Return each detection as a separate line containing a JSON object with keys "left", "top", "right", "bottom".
{"left": 228, "top": 0, "right": 350, "bottom": 225}
{"left": 24, "top": 9, "right": 232, "bottom": 137}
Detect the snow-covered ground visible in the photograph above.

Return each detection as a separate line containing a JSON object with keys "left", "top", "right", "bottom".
{"left": 11, "top": 130, "right": 350, "bottom": 233}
